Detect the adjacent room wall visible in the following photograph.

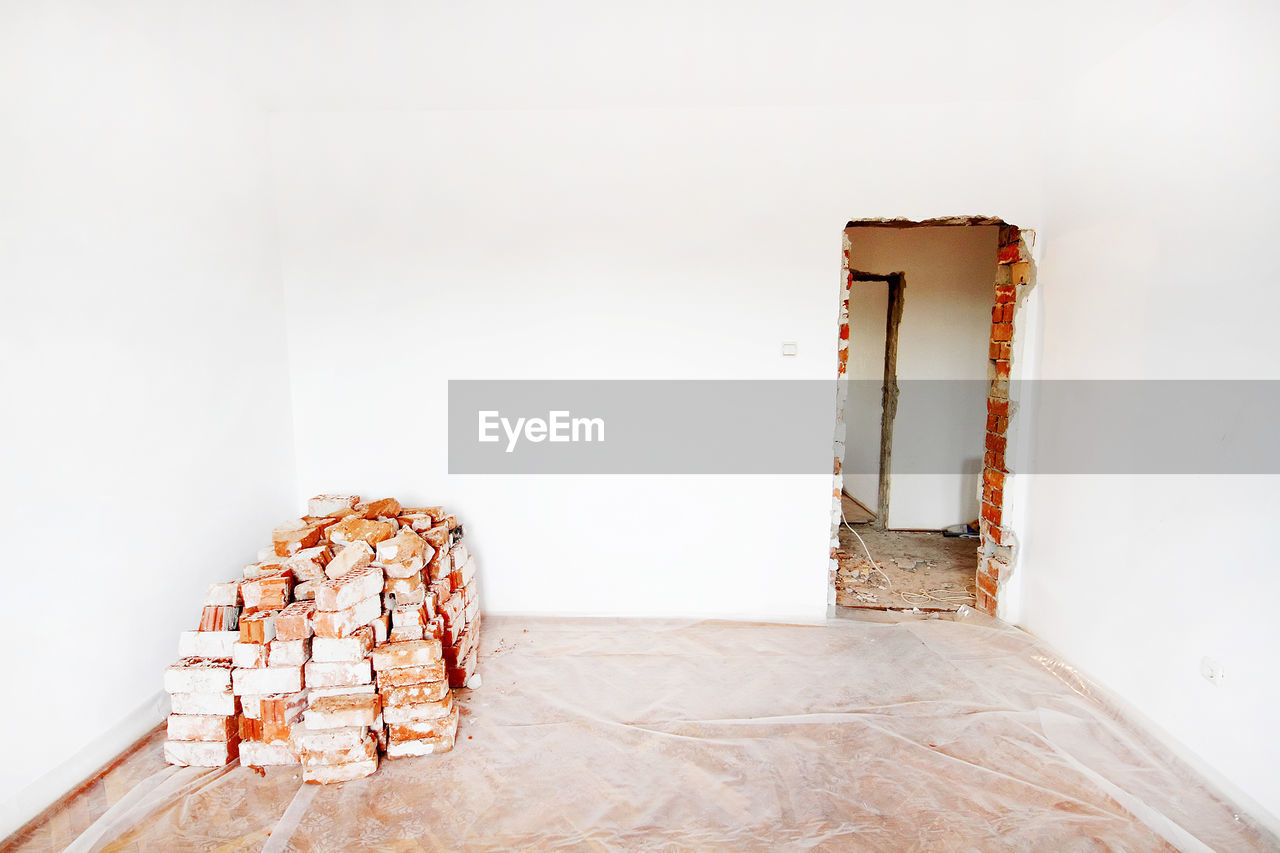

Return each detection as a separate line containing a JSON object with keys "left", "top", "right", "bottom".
{"left": 0, "top": 7, "right": 298, "bottom": 838}
{"left": 842, "top": 282, "right": 889, "bottom": 511}
{"left": 843, "top": 227, "right": 998, "bottom": 530}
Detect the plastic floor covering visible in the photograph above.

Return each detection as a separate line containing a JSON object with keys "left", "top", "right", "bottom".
{"left": 9, "top": 612, "right": 1277, "bottom": 852}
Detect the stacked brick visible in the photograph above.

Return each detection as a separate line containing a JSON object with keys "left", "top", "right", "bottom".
{"left": 164, "top": 582, "right": 242, "bottom": 766}
{"left": 234, "top": 601, "right": 313, "bottom": 768}
{"left": 161, "top": 494, "right": 479, "bottom": 780}
{"left": 163, "top": 655, "right": 238, "bottom": 767}
{"left": 373, "top": 640, "right": 458, "bottom": 757}
{"left": 438, "top": 533, "right": 480, "bottom": 688}
{"left": 975, "top": 224, "right": 1031, "bottom": 615}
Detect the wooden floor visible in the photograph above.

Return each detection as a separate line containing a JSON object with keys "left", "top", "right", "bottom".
{"left": 834, "top": 524, "right": 977, "bottom": 610}
{"left": 2, "top": 726, "right": 167, "bottom": 851}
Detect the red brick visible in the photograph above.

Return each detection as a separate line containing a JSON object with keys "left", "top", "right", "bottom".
{"left": 238, "top": 716, "right": 263, "bottom": 742}
{"left": 376, "top": 527, "right": 428, "bottom": 567}
{"left": 981, "top": 501, "right": 1002, "bottom": 527}
{"left": 976, "top": 588, "right": 996, "bottom": 615}
{"left": 260, "top": 692, "right": 308, "bottom": 726}
{"left": 324, "top": 540, "right": 374, "bottom": 580}
{"left": 327, "top": 516, "right": 395, "bottom": 549}
{"left": 389, "top": 623, "right": 425, "bottom": 643}
{"left": 272, "top": 523, "right": 323, "bottom": 558}
{"left": 167, "top": 714, "right": 236, "bottom": 743}
{"left": 987, "top": 398, "right": 1010, "bottom": 417}
{"left": 975, "top": 570, "right": 998, "bottom": 598}
{"left": 275, "top": 602, "right": 315, "bottom": 642}
{"left": 375, "top": 661, "right": 447, "bottom": 689}
{"left": 447, "top": 646, "right": 478, "bottom": 688}
{"left": 994, "top": 359, "right": 1010, "bottom": 380}
{"left": 994, "top": 285, "right": 1017, "bottom": 304}
{"left": 381, "top": 680, "right": 449, "bottom": 707}
{"left": 997, "top": 243, "right": 1021, "bottom": 264}
{"left": 422, "top": 525, "right": 449, "bottom": 550}
{"left": 239, "top": 612, "right": 276, "bottom": 644}
{"left": 989, "top": 341, "right": 1001, "bottom": 359}
{"left": 262, "top": 719, "right": 296, "bottom": 745}
{"left": 370, "top": 639, "right": 444, "bottom": 671}
{"left": 317, "top": 563, "right": 385, "bottom": 612}
{"left": 359, "top": 497, "right": 401, "bottom": 519}
{"left": 240, "top": 571, "right": 292, "bottom": 615}
{"left": 991, "top": 322, "right": 1013, "bottom": 342}
{"left": 985, "top": 432, "right": 1007, "bottom": 454}
{"left": 308, "top": 494, "right": 359, "bottom": 517}
{"left": 199, "top": 605, "right": 239, "bottom": 632}
{"left": 312, "top": 595, "right": 381, "bottom": 638}
{"left": 983, "top": 467, "right": 1005, "bottom": 490}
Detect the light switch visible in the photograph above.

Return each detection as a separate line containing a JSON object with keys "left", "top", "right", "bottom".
{"left": 781, "top": 341, "right": 798, "bottom": 357}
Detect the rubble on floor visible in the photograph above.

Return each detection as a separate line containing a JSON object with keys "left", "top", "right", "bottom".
{"left": 834, "top": 526, "right": 977, "bottom": 611}
{"left": 162, "top": 495, "right": 480, "bottom": 782}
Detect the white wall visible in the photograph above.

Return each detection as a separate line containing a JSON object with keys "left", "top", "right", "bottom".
{"left": 269, "top": 109, "right": 1039, "bottom": 620}
{"left": 843, "top": 227, "right": 997, "bottom": 529}
{"left": 0, "top": 5, "right": 298, "bottom": 838}
{"left": 842, "top": 282, "right": 889, "bottom": 510}
{"left": 1021, "top": 0, "right": 1280, "bottom": 823}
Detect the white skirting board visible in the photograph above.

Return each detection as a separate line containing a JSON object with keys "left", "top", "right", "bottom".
{"left": 1, "top": 690, "right": 170, "bottom": 841}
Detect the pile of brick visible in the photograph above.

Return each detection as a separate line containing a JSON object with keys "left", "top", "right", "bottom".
{"left": 162, "top": 495, "right": 480, "bottom": 782}
{"left": 164, "top": 582, "right": 242, "bottom": 765}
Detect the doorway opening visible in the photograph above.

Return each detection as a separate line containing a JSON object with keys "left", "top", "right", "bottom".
{"left": 830, "top": 218, "right": 1032, "bottom": 615}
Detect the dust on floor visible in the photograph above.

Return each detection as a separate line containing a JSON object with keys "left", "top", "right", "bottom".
{"left": 835, "top": 524, "right": 976, "bottom": 611}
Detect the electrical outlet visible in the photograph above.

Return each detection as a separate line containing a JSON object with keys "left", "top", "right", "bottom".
{"left": 1200, "top": 656, "right": 1225, "bottom": 686}
{"left": 781, "top": 341, "right": 798, "bottom": 357}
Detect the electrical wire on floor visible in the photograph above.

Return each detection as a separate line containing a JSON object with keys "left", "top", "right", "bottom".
{"left": 840, "top": 510, "right": 894, "bottom": 594}
{"left": 840, "top": 504, "right": 976, "bottom": 608}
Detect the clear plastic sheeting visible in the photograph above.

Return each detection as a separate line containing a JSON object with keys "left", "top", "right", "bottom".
{"left": 18, "top": 612, "right": 1277, "bottom": 851}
